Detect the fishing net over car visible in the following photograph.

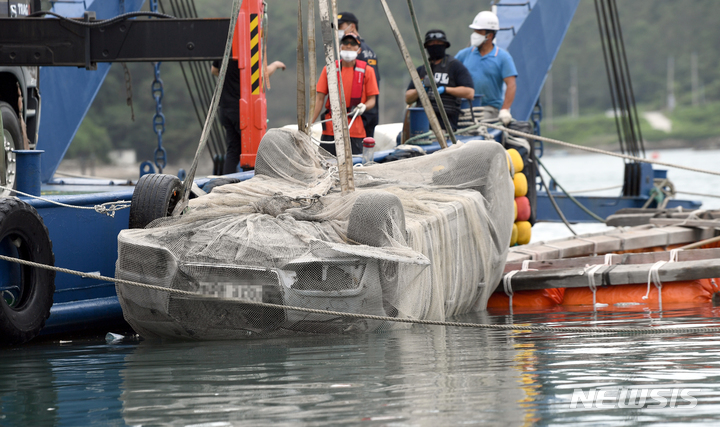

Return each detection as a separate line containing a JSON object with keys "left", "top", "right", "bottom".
{"left": 115, "top": 128, "right": 514, "bottom": 340}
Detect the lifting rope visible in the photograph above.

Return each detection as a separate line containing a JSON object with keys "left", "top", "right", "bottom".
{"left": 0, "top": 184, "right": 130, "bottom": 217}
{"left": 159, "top": 0, "right": 226, "bottom": 174}
{"left": 483, "top": 122, "right": 720, "bottom": 178}
{"left": 1, "top": 253, "right": 719, "bottom": 335}
{"left": 594, "top": 0, "right": 645, "bottom": 160}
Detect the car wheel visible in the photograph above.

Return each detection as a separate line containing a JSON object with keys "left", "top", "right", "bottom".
{"left": 129, "top": 174, "right": 182, "bottom": 229}
{"left": 0, "top": 102, "right": 23, "bottom": 197}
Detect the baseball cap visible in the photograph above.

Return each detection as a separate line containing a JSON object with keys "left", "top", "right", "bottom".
{"left": 337, "top": 12, "right": 358, "bottom": 25}
{"left": 424, "top": 29, "right": 450, "bottom": 48}
{"left": 341, "top": 33, "right": 361, "bottom": 45}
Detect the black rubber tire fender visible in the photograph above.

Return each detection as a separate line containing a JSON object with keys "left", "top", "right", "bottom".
{"left": 0, "top": 101, "right": 22, "bottom": 149}
{"left": 202, "top": 177, "right": 241, "bottom": 194}
{"left": 129, "top": 173, "right": 183, "bottom": 229}
{"left": 346, "top": 191, "right": 406, "bottom": 315}
{"left": 0, "top": 198, "right": 55, "bottom": 346}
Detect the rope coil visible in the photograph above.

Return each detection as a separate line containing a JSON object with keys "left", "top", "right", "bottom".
{"left": 584, "top": 254, "right": 614, "bottom": 308}
{"left": 643, "top": 249, "right": 679, "bottom": 310}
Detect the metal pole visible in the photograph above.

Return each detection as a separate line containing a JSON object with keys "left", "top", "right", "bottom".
{"left": 329, "top": 0, "right": 353, "bottom": 182}
{"left": 307, "top": 0, "right": 317, "bottom": 128}
{"left": 296, "top": 0, "right": 307, "bottom": 133}
{"left": 318, "top": 0, "right": 354, "bottom": 192}
{"left": 378, "top": 0, "right": 447, "bottom": 149}
{"left": 406, "top": 0, "right": 457, "bottom": 146}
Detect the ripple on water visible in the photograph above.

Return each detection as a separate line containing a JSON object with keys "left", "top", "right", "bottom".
{"left": 2, "top": 305, "right": 720, "bottom": 425}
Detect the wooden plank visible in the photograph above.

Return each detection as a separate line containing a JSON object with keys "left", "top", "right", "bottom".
{"left": 650, "top": 218, "right": 720, "bottom": 228}
{"left": 606, "top": 213, "right": 656, "bottom": 227}
{"left": 669, "top": 210, "right": 720, "bottom": 219}
{"left": 661, "top": 226, "right": 714, "bottom": 244}
{"left": 507, "top": 225, "right": 707, "bottom": 262}
{"left": 502, "top": 259, "right": 720, "bottom": 291}
{"left": 606, "top": 209, "right": 720, "bottom": 226}
{"left": 506, "top": 251, "right": 531, "bottom": 264}
{"left": 505, "top": 247, "right": 720, "bottom": 273}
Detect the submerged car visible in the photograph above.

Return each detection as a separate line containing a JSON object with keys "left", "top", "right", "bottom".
{"left": 115, "top": 129, "right": 514, "bottom": 340}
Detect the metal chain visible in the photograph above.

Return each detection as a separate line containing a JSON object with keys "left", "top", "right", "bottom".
{"left": 151, "top": 62, "right": 166, "bottom": 173}
{"left": 149, "top": 0, "right": 167, "bottom": 173}
{"left": 3, "top": 252, "right": 720, "bottom": 335}
{"left": 121, "top": 62, "right": 135, "bottom": 122}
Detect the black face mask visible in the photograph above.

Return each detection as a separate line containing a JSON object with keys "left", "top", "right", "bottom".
{"left": 426, "top": 45, "right": 446, "bottom": 60}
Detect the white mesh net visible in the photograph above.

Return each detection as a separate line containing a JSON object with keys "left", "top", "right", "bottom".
{"left": 116, "top": 128, "right": 514, "bottom": 340}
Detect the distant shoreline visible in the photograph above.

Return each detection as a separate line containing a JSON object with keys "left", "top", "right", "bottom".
{"left": 542, "top": 135, "right": 720, "bottom": 155}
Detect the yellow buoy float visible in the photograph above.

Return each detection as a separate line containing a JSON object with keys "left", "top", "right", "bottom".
{"left": 507, "top": 148, "right": 532, "bottom": 247}
{"left": 507, "top": 148, "right": 524, "bottom": 173}
{"left": 513, "top": 173, "right": 527, "bottom": 197}
{"left": 516, "top": 220, "right": 532, "bottom": 245}
{"left": 510, "top": 223, "right": 518, "bottom": 246}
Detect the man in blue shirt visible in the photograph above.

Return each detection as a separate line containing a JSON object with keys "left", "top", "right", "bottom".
{"left": 455, "top": 11, "right": 517, "bottom": 125}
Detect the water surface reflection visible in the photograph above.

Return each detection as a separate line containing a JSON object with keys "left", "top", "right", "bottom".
{"left": 3, "top": 306, "right": 720, "bottom": 426}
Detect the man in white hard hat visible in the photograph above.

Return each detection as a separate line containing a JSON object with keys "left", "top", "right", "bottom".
{"left": 455, "top": 11, "right": 517, "bottom": 126}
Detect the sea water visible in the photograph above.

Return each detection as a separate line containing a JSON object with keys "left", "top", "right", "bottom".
{"left": 2, "top": 148, "right": 720, "bottom": 426}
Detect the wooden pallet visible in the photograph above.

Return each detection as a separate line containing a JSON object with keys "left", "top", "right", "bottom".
{"left": 503, "top": 223, "right": 720, "bottom": 292}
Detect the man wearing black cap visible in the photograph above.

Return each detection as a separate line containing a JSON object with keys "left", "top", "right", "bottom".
{"left": 405, "top": 29, "right": 474, "bottom": 131}
{"left": 337, "top": 11, "right": 380, "bottom": 138}
{"left": 311, "top": 33, "right": 379, "bottom": 155}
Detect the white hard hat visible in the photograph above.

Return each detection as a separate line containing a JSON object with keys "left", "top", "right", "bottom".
{"left": 469, "top": 11, "right": 499, "bottom": 31}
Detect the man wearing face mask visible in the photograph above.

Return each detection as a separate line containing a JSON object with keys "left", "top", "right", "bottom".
{"left": 405, "top": 30, "right": 474, "bottom": 131}
{"left": 311, "top": 33, "right": 379, "bottom": 155}
{"left": 455, "top": 11, "right": 517, "bottom": 126}
{"left": 337, "top": 12, "right": 380, "bottom": 138}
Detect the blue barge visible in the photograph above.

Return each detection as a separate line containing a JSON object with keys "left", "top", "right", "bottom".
{"left": 0, "top": 0, "right": 702, "bottom": 344}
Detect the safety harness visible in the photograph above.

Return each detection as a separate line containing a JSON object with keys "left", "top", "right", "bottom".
{"left": 323, "top": 60, "right": 367, "bottom": 132}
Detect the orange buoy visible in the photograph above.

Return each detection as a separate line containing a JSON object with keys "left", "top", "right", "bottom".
{"left": 488, "top": 288, "right": 565, "bottom": 308}
{"left": 516, "top": 220, "right": 532, "bottom": 245}
{"left": 510, "top": 223, "right": 518, "bottom": 246}
{"left": 507, "top": 148, "right": 524, "bottom": 173}
{"left": 514, "top": 199, "right": 518, "bottom": 221}
{"left": 516, "top": 196, "right": 531, "bottom": 221}
{"left": 513, "top": 173, "right": 527, "bottom": 197}
{"left": 562, "top": 279, "right": 713, "bottom": 305}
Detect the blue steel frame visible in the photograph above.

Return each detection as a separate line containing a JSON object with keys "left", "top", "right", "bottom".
{"left": 36, "top": 0, "right": 146, "bottom": 183}
{"left": 495, "top": 0, "right": 581, "bottom": 122}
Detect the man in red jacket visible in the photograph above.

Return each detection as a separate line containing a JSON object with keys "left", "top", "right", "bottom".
{"left": 311, "top": 33, "right": 379, "bottom": 156}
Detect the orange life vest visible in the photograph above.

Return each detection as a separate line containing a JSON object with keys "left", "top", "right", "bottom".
{"left": 324, "top": 60, "right": 367, "bottom": 111}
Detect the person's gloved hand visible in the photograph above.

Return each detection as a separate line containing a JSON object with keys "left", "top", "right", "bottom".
{"left": 498, "top": 108, "right": 513, "bottom": 125}
{"left": 436, "top": 86, "right": 446, "bottom": 95}
{"left": 354, "top": 103, "right": 367, "bottom": 116}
